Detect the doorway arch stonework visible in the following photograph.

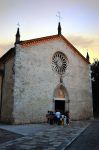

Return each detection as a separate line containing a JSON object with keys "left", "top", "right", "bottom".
{"left": 53, "top": 83, "right": 69, "bottom": 113}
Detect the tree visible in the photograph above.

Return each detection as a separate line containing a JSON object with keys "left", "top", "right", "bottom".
{"left": 91, "top": 59, "right": 99, "bottom": 116}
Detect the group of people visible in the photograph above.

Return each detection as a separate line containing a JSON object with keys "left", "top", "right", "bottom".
{"left": 46, "top": 110, "right": 70, "bottom": 125}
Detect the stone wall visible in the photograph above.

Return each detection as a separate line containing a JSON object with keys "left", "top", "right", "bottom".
{"left": 1, "top": 55, "right": 14, "bottom": 123}
{"left": 13, "top": 38, "right": 93, "bottom": 124}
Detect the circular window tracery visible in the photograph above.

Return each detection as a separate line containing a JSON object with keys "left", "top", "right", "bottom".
{"left": 52, "top": 51, "right": 67, "bottom": 75}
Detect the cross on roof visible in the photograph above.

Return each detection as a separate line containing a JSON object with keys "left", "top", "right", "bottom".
{"left": 56, "top": 11, "right": 62, "bottom": 22}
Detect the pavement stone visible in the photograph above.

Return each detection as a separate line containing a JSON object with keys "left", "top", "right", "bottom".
{"left": 0, "top": 128, "right": 22, "bottom": 144}
{"left": 0, "top": 121, "right": 90, "bottom": 150}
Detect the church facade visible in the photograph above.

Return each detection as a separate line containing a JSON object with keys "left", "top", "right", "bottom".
{"left": 0, "top": 23, "right": 93, "bottom": 124}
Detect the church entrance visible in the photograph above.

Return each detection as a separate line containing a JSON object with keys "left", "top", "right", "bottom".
{"left": 53, "top": 83, "right": 69, "bottom": 114}
{"left": 55, "top": 100, "right": 65, "bottom": 114}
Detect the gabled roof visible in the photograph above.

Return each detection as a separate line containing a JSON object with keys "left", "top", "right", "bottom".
{"left": 0, "top": 34, "right": 90, "bottom": 64}
{"left": 20, "top": 34, "right": 90, "bottom": 64}
{"left": 0, "top": 48, "right": 15, "bottom": 63}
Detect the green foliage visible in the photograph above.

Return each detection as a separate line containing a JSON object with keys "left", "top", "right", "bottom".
{"left": 91, "top": 59, "right": 99, "bottom": 116}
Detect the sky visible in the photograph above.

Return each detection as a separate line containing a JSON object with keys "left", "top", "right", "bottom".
{"left": 0, "top": 0, "right": 99, "bottom": 63}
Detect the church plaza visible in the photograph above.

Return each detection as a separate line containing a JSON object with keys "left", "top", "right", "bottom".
{"left": 0, "top": 120, "right": 91, "bottom": 150}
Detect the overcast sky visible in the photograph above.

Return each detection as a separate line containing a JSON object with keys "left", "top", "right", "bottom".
{"left": 0, "top": 0, "right": 99, "bottom": 62}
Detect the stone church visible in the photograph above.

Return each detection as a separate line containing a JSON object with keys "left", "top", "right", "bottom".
{"left": 0, "top": 22, "right": 93, "bottom": 124}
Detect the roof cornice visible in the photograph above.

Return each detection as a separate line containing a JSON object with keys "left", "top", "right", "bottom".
{"left": 20, "top": 34, "right": 90, "bottom": 64}
{"left": 0, "top": 34, "right": 90, "bottom": 64}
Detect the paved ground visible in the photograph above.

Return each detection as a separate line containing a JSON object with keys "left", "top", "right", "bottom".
{"left": 65, "top": 119, "right": 99, "bottom": 150}
{"left": 0, "top": 128, "right": 22, "bottom": 144}
{"left": 0, "top": 121, "right": 90, "bottom": 150}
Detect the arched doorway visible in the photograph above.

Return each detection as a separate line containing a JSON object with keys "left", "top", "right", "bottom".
{"left": 53, "top": 84, "right": 69, "bottom": 114}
